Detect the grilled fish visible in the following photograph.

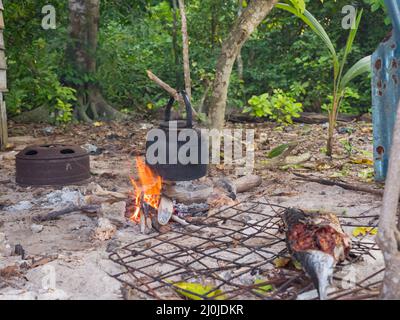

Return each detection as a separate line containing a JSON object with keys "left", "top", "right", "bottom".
{"left": 283, "top": 208, "right": 351, "bottom": 299}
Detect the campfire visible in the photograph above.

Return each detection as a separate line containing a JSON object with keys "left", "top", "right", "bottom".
{"left": 128, "top": 157, "right": 265, "bottom": 234}
{"left": 129, "top": 157, "right": 166, "bottom": 233}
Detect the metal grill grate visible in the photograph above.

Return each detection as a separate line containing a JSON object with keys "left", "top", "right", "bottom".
{"left": 109, "top": 200, "right": 383, "bottom": 300}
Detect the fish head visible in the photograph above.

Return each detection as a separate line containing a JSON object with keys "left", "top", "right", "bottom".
{"left": 294, "top": 250, "right": 336, "bottom": 300}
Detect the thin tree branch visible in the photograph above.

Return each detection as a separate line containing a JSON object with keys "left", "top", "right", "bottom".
{"left": 147, "top": 70, "right": 198, "bottom": 117}
{"left": 293, "top": 173, "right": 383, "bottom": 196}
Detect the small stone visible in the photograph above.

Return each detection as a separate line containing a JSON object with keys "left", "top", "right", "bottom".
{"left": 82, "top": 143, "right": 102, "bottom": 155}
{"left": 100, "top": 202, "right": 126, "bottom": 227}
{"left": 139, "top": 123, "right": 153, "bottom": 130}
{"left": 2, "top": 151, "right": 18, "bottom": 161}
{"left": 338, "top": 127, "right": 354, "bottom": 134}
{"left": 30, "top": 224, "right": 44, "bottom": 234}
{"left": 14, "top": 244, "right": 25, "bottom": 259}
{"left": 7, "top": 201, "right": 33, "bottom": 212}
{"left": 45, "top": 188, "right": 84, "bottom": 208}
{"left": 42, "top": 127, "right": 55, "bottom": 135}
{"left": 94, "top": 218, "right": 117, "bottom": 241}
{"left": 0, "top": 232, "right": 13, "bottom": 257}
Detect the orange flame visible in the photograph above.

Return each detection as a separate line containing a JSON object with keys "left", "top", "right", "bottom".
{"left": 129, "top": 157, "right": 162, "bottom": 223}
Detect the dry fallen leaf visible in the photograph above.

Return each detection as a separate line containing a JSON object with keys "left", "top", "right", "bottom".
{"left": 0, "top": 265, "right": 22, "bottom": 279}
{"left": 352, "top": 227, "right": 378, "bottom": 237}
{"left": 93, "top": 121, "right": 104, "bottom": 127}
{"left": 273, "top": 257, "right": 291, "bottom": 268}
{"left": 316, "top": 163, "right": 333, "bottom": 171}
{"left": 351, "top": 158, "right": 373, "bottom": 166}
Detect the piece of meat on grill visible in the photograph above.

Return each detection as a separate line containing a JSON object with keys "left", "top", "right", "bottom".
{"left": 283, "top": 208, "right": 351, "bottom": 300}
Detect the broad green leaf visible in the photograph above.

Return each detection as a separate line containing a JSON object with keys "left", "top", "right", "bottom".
{"left": 339, "top": 56, "right": 372, "bottom": 92}
{"left": 267, "top": 143, "right": 290, "bottom": 159}
{"left": 288, "top": 0, "right": 305, "bottom": 13}
{"left": 168, "top": 281, "right": 226, "bottom": 300}
{"left": 253, "top": 279, "right": 274, "bottom": 295}
{"left": 336, "top": 9, "right": 363, "bottom": 90}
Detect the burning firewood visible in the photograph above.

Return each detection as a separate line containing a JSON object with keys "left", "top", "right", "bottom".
{"left": 129, "top": 158, "right": 163, "bottom": 234}
{"left": 283, "top": 208, "right": 351, "bottom": 300}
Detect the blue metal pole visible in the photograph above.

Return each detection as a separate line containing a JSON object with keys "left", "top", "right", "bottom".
{"left": 372, "top": 0, "right": 400, "bottom": 181}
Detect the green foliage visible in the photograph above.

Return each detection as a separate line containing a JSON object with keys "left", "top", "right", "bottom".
{"left": 277, "top": 2, "right": 373, "bottom": 154}
{"left": 244, "top": 89, "right": 303, "bottom": 125}
{"left": 364, "top": 0, "right": 391, "bottom": 24}
{"left": 4, "top": 0, "right": 75, "bottom": 122}
{"left": 322, "top": 87, "right": 362, "bottom": 114}
{"left": 6, "top": 38, "right": 76, "bottom": 123}
{"left": 2, "top": 0, "right": 390, "bottom": 123}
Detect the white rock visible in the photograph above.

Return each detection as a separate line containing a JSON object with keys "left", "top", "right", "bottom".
{"left": 82, "top": 143, "right": 100, "bottom": 155}
{"left": 0, "top": 232, "right": 13, "bottom": 257}
{"left": 2, "top": 151, "right": 18, "bottom": 161}
{"left": 100, "top": 202, "right": 126, "bottom": 226}
{"left": 6, "top": 200, "right": 33, "bottom": 212}
{"left": 45, "top": 188, "right": 84, "bottom": 208}
{"left": 93, "top": 218, "right": 117, "bottom": 241}
{"left": 30, "top": 224, "right": 44, "bottom": 234}
{"left": 139, "top": 123, "right": 153, "bottom": 130}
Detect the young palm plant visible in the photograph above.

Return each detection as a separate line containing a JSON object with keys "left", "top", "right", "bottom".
{"left": 277, "top": 2, "right": 371, "bottom": 156}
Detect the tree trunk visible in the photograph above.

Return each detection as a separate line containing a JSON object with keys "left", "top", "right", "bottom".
{"left": 378, "top": 98, "right": 400, "bottom": 299}
{"left": 178, "top": 0, "right": 192, "bottom": 100}
{"left": 67, "top": 0, "right": 126, "bottom": 122}
{"left": 206, "top": 0, "right": 278, "bottom": 130}
{"left": 236, "top": 0, "right": 244, "bottom": 82}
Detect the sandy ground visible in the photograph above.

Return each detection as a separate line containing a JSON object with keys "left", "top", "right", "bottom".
{"left": 0, "top": 120, "right": 384, "bottom": 300}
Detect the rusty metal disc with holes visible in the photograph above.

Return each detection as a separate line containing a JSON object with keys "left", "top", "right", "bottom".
{"left": 16, "top": 145, "right": 91, "bottom": 186}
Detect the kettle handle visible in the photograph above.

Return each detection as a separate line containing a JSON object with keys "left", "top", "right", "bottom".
{"left": 164, "top": 91, "right": 193, "bottom": 128}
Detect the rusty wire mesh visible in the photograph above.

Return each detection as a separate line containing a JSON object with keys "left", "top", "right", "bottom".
{"left": 109, "top": 199, "right": 383, "bottom": 300}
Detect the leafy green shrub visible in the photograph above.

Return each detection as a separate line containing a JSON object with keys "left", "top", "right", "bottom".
{"left": 244, "top": 89, "right": 303, "bottom": 124}
{"left": 322, "top": 87, "right": 361, "bottom": 115}
{"left": 6, "top": 39, "right": 76, "bottom": 123}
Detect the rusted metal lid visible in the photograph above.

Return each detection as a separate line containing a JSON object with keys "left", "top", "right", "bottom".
{"left": 16, "top": 144, "right": 88, "bottom": 160}
{"left": 16, "top": 144, "right": 91, "bottom": 186}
